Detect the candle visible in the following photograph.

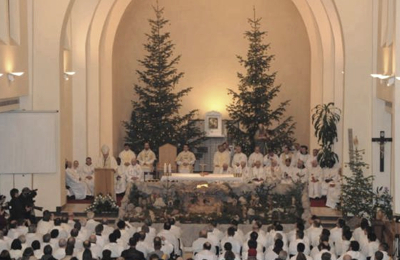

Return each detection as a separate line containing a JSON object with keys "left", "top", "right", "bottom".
{"left": 164, "top": 163, "right": 167, "bottom": 173}
{"left": 168, "top": 163, "right": 171, "bottom": 174}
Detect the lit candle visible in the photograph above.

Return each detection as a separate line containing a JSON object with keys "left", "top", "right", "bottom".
{"left": 164, "top": 163, "right": 167, "bottom": 173}
{"left": 168, "top": 163, "right": 171, "bottom": 174}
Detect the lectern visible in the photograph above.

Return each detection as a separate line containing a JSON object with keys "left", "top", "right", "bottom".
{"left": 94, "top": 168, "right": 115, "bottom": 199}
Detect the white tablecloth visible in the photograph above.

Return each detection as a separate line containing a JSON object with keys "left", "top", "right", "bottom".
{"left": 160, "top": 173, "right": 243, "bottom": 183}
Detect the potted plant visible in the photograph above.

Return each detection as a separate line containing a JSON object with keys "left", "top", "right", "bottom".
{"left": 311, "top": 103, "right": 341, "bottom": 168}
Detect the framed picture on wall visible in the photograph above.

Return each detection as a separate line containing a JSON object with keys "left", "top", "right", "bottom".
{"left": 205, "top": 111, "right": 223, "bottom": 137}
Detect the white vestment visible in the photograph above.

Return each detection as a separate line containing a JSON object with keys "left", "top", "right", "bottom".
{"left": 279, "top": 152, "right": 294, "bottom": 166}
{"left": 292, "top": 167, "right": 308, "bottom": 183}
{"left": 95, "top": 155, "right": 118, "bottom": 170}
{"left": 176, "top": 151, "right": 196, "bottom": 173}
{"left": 280, "top": 164, "right": 295, "bottom": 184}
{"left": 119, "top": 149, "right": 136, "bottom": 165}
{"left": 137, "top": 149, "right": 156, "bottom": 173}
{"left": 323, "top": 168, "right": 341, "bottom": 208}
{"left": 219, "top": 167, "right": 233, "bottom": 174}
{"left": 263, "top": 154, "right": 279, "bottom": 167}
{"left": 213, "top": 151, "right": 230, "bottom": 173}
{"left": 308, "top": 165, "right": 323, "bottom": 198}
{"left": 79, "top": 164, "right": 95, "bottom": 196}
{"left": 125, "top": 164, "right": 144, "bottom": 182}
{"left": 231, "top": 152, "right": 247, "bottom": 167}
{"left": 248, "top": 152, "right": 264, "bottom": 167}
{"left": 114, "top": 165, "right": 127, "bottom": 194}
{"left": 66, "top": 168, "right": 88, "bottom": 200}
{"left": 265, "top": 165, "right": 282, "bottom": 183}
{"left": 251, "top": 166, "right": 266, "bottom": 180}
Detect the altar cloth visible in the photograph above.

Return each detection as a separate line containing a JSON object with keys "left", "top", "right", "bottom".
{"left": 160, "top": 173, "right": 243, "bottom": 183}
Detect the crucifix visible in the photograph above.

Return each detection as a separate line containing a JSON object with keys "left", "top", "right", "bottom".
{"left": 372, "top": 131, "right": 392, "bottom": 172}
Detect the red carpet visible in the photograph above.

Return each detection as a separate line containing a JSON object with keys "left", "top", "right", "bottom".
{"left": 310, "top": 197, "right": 327, "bottom": 207}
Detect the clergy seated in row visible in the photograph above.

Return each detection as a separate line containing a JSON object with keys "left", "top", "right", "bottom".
{"left": 65, "top": 161, "right": 92, "bottom": 200}
{"left": 137, "top": 142, "right": 156, "bottom": 179}
{"left": 115, "top": 158, "right": 145, "bottom": 195}
{"left": 175, "top": 144, "right": 196, "bottom": 173}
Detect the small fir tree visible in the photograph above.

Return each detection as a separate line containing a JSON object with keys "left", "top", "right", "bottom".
{"left": 226, "top": 8, "right": 295, "bottom": 155}
{"left": 339, "top": 145, "right": 375, "bottom": 218}
{"left": 123, "top": 3, "right": 205, "bottom": 155}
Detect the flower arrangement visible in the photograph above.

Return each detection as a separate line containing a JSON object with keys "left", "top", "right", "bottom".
{"left": 85, "top": 194, "right": 119, "bottom": 214}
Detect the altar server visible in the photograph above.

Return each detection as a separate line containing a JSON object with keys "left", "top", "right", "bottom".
{"left": 137, "top": 142, "right": 156, "bottom": 178}
{"left": 125, "top": 158, "right": 144, "bottom": 182}
{"left": 308, "top": 160, "right": 322, "bottom": 199}
{"left": 323, "top": 168, "right": 341, "bottom": 209}
{"left": 96, "top": 145, "right": 118, "bottom": 170}
{"left": 213, "top": 145, "right": 230, "bottom": 173}
{"left": 248, "top": 146, "right": 264, "bottom": 168}
{"left": 119, "top": 143, "right": 136, "bottom": 171}
{"left": 66, "top": 161, "right": 89, "bottom": 200}
{"left": 79, "top": 157, "right": 95, "bottom": 196}
{"left": 231, "top": 146, "right": 247, "bottom": 168}
{"left": 175, "top": 144, "right": 196, "bottom": 173}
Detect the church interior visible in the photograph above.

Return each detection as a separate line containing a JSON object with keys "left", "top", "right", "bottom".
{"left": 0, "top": 0, "right": 400, "bottom": 260}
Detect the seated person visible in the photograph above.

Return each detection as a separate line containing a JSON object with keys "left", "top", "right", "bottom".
{"left": 220, "top": 164, "right": 233, "bottom": 174}
{"left": 213, "top": 145, "right": 230, "bottom": 173}
{"left": 308, "top": 160, "right": 322, "bottom": 199}
{"left": 251, "top": 161, "right": 266, "bottom": 181}
{"left": 248, "top": 146, "right": 264, "bottom": 168}
{"left": 292, "top": 160, "right": 308, "bottom": 183}
{"left": 125, "top": 158, "right": 144, "bottom": 182}
{"left": 175, "top": 144, "right": 196, "bottom": 173}
{"left": 66, "top": 161, "right": 90, "bottom": 200}
{"left": 281, "top": 158, "right": 294, "bottom": 184}
{"left": 265, "top": 159, "right": 282, "bottom": 183}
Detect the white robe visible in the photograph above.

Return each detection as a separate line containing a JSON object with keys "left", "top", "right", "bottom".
{"left": 219, "top": 167, "right": 233, "bottom": 174}
{"left": 263, "top": 154, "right": 279, "bottom": 167}
{"left": 79, "top": 164, "right": 95, "bottom": 196}
{"left": 279, "top": 152, "right": 293, "bottom": 166}
{"left": 176, "top": 151, "right": 196, "bottom": 173}
{"left": 95, "top": 155, "right": 118, "bottom": 170}
{"left": 292, "top": 167, "right": 308, "bottom": 183}
{"left": 323, "top": 168, "right": 341, "bottom": 209}
{"left": 66, "top": 168, "right": 88, "bottom": 200}
{"left": 248, "top": 152, "right": 264, "bottom": 167}
{"left": 280, "top": 164, "right": 295, "bottom": 184}
{"left": 231, "top": 152, "right": 247, "bottom": 167}
{"left": 265, "top": 165, "right": 282, "bottom": 183}
{"left": 114, "top": 165, "right": 127, "bottom": 194}
{"left": 125, "top": 164, "right": 144, "bottom": 182}
{"left": 251, "top": 166, "right": 266, "bottom": 180}
{"left": 119, "top": 149, "right": 136, "bottom": 165}
{"left": 137, "top": 149, "right": 156, "bottom": 173}
{"left": 308, "top": 165, "right": 323, "bottom": 198}
{"left": 213, "top": 151, "right": 230, "bottom": 173}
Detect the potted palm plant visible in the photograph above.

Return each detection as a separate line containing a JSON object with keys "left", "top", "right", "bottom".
{"left": 311, "top": 103, "right": 341, "bottom": 168}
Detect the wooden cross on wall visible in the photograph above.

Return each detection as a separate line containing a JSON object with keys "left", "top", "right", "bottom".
{"left": 371, "top": 131, "right": 392, "bottom": 172}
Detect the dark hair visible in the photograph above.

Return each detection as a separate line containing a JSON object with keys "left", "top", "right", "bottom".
{"left": 11, "top": 239, "right": 22, "bottom": 250}
{"left": 338, "top": 218, "right": 345, "bottom": 228}
{"left": 248, "top": 239, "right": 257, "bottom": 249}
{"left": 163, "top": 222, "right": 171, "bottom": 230}
{"left": 149, "top": 254, "right": 160, "bottom": 260}
{"left": 43, "top": 245, "right": 53, "bottom": 255}
{"left": 227, "top": 227, "right": 236, "bottom": 237}
{"left": 117, "top": 220, "right": 126, "bottom": 229}
{"left": 82, "top": 249, "right": 93, "bottom": 260}
{"left": 223, "top": 242, "right": 235, "bottom": 260}
{"left": 297, "top": 222, "right": 305, "bottom": 231}
{"left": 65, "top": 245, "right": 74, "bottom": 256}
{"left": 203, "top": 242, "right": 212, "bottom": 250}
{"left": 102, "top": 249, "right": 112, "bottom": 260}
{"left": 321, "top": 229, "right": 330, "bottom": 237}
{"left": 273, "top": 239, "right": 284, "bottom": 255}
{"left": 10, "top": 188, "right": 19, "bottom": 198}
{"left": 380, "top": 242, "right": 389, "bottom": 252}
{"left": 129, "top": 237, "right": 137, "bottom": 247}
{"left": 343, "top": 231, "right": 352, "bottom": 241}
{"left": 74, "top": 221, "right": 82, "bottom": 231}
{"left": 22, "top": 247, "right": 34, "bottom": 257}
{"left": 297, "top": 243, "right": 305, "bottom": 253}
{"left": 95, "top": 224, "right": 104, "bottom": 234}
{"left": 275, "top": 224, "right": 283, "bottom": 231}
{"left": 113, "top": 229, "right": 121, "bottom": 239}
{"left": 108, "top": 233, "right": 117, "bottom": 243}
{"left": 0, "top": 250, "right": 11, "bottom": 260}
{"left": 43, "top": 233, "right": 51, "bottom": 243}
{"left": 375, "top": 251, "right": 384, "bottom": 260}
{"left": 296, "top": 252, "right": 307, "bottom": 260}
{"left": 321, "top": 252, "right": 332, "bottom": 260}
{"left": 350, "top": 241, "right": 360, "bottom": 251}
{"left": 31, "top": 240, "right": 40, "bottom": 250}
{"left": 368, "top": 232, "right": 377, "bottom": 242}
{"left": 50, "top": 229, "right": 59, "bottom": 239}
{"left": 42, "top": 210, "right": 51, "bottom": 222}
{"left": 250, "top": 231, "right": 258, "bottom": 241}
{"left": 296, "top": 230, "right": 304, "bottom": 239}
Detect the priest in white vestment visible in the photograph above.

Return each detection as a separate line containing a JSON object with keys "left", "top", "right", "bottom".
{"left": 265, "top": 159, "right": 282, "bottom": 183}
{"left": 293, "top": 160, "right": 308, "bottom": 183}
{"left": 231, "top": 146, "right": 247, "bottom": 168}
{"left": 175, "top": 144, "right": 196, "bottom": 173}
{"left": 298, "top": 146, "right": 311, "bottom": 165}
{"left": 308, "top": 160, "right": 322, "bottom": 198}
{"left": 213, "top": 144, "right": 230, "bottom": 173}
{"left": 219, "top": 164, "right": 233, "bottom": 174}
{"left": 125, "top": 158, "right": 144, "bottom": 182}
{"left": 279, "top": 145, "right": 293, "bottom": 166}
{"left": 137, "top": 142, "right": 156, "bottom": 179}
{"left": 236, "top": 161, "right": 251, "bottom": 181}
{"left": 65, "top": 161, "right": 89, "bottom": 200}
{"left": 251, "top": 161, "right": 266, "bottom": 180}
{"left": 248, "top": 146, "right": 264, "bottom": 168}
{"left": 119, "top": 143, "right": 136, "bottom": 172}
{"left": 114, "top": 158, "right": 127, "bottom": 194}
{"left": 79, "top": 157, "right": 95, "bottom": 196}
{"left": 281, "top": 158, "right": 295, "bottom": 184}
{"left": 322, "top": 168, "right": 341, "bottom": 209}
{"left": 96, "top": 145, "right": 118, "bottom": 170}
{"left": 263, "top": 150, "right": 279, "bottom": 167}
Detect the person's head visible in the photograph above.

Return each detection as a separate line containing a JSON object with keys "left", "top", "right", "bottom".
{"left": 203, "top": 242, "right": 212, "bottom": 251}
{"left": 321, "top": 252, "right": 332, "bottom": 260}
{"left": 296, "top": 230, "right": 304, "bottom": 239}
{"left": 311, "top": 160, "right": 318, "bottom": 168}
{"left": 297, "top": 160, "right": 305, "bottom": 169}
{"left": 297, "top": 243, "right": 305, "bottom": 253}
{"left": 255, "top": 146, "right": 260, "bottom": 153}
{"left": 108, "top": 233, "right": 117, "bottom": 243}
{"left": 73, "top": 160, "right": 79, "bottom": 169}
{"left": 360, "top": 218, "right": 369, "bottom": 230}
{"left": 102, "top": 250, "right": 112, "bottom": 260}
{"left": 275, "top": 224, "right": 283, "bottom": 231}
{"left": 88, "top": 235, "right": 96, "bottom": 245}
{"left": 321, "top": 229, "right": 330, "bottom": 238}
{"left": 153, "top": 237, "right": 162, "bottom": 250}
{"left": 85, "top": 157, "right": 92, "bottom": 166}
{"left": 144, "top": 218, "right": 153, "bottom": 227}
{"left": 101, "top": 145, "right": 110, "bottom": 157}
{"left": 82, "top": 248, "right": 92, "bottom": 260}
{"left": 50, "top": 229, "right": 59, "bottom": 239}
{"left": 350, "top": 241, "right": 360, "bottom": 252}
{"left": 313, "top": 218, "right": 321, "bottom": 227}
{"left": 131, "top": 158, "right": 137, "bottom": 166}
{"left": 43, "top": 245, "right": 52, "bottom": 256}
{"left": 227, "top": 227, "right": 236, "bottom": 237}
{"left": 343, "top": 231, "right": 352, "bottom": 241}
{"left": 337, "top": 218, "right": 345, "bottom": 228}
{"left": 95, "top": 224, "right": 103, "bottom": 235}
{"left": 277, "top": 250, "right": 288, "bottom": 260}
{"left": 368, "top": 232, "right": 377, "bottom": 242}
{"left": 296, "top": 222, "right": 305, "bottom": 231}
{"left": 379, "top": 242, "right": 389, "bottom": 252}
{"left": 235, "top": 146, "right": 242, "bottom": 153}
{"left": 163, "top": 222, "right": 171, "bottom": 231}
{"left": 10, "top": 188, "right": 19, "bottom": 199}
{"left": 300, "top": 145, "right": 308, "bottom": 154}
{"left": 199, "top": 229, "right": 207, "bottom": 238}
{"left": 283, "top": 146, "right": 289, "bottom": 154}
{"left": 66, "top": 161, "right": 72, "bottom": 168}
{"left": 375, "top": 251, "right": 384, "bottom": 260}
{"left": 112, "top": 229, "right": 121, "bottom": 239}
{"left": 285, "top": 158, "right": 291, "bottom": 167}
{"left": 139, "top": 231, "right": 146, "bottom": 241}
{"left": 248, "top": 239, "right": 257, "bottom": 250}
{"left": 296, "top": 252, "right": 307, "bottom": 260}
{"left": 74, "top": 221, "right": 81, "bottom": 231}
{"left": 0, "top": 250, "right": 11, "bottom": 260}
{"left": 252, "top": 220, "right": 262, "bottom": 230}
{"left": 294, "top": 143, "right": 300, "bottom": 150}
{"left": 149, "top": 254, "right": 160, "bottom": 260}
{"left": 65, "top": 245, "right": 74, "bottom": 256}
{"left": 58, "top": 239, "right": 67, "bottom": 248}
{"left": 67, "top": 237, "right": 76, "bottom": 247}
{"left": 117, "top": 220, "right": 126, "bottom": 230}
{"left": 250, "top": 231, "right": 258, "bottom": 241}
{"left": 18, "top": 235, "right": 26, "bottom": 244}
{"left": 268, "top": 150, "right": 275, "bottom": 156}
{"left": 254, "top": 160, "right": 262, "bottom": 168}
{"left": 183, "top": 144, "right": 189, "bottom": 152}
{"left": 54, "top": 218, "right": 61, "bottom": 226}
{"left": 343, "top": 255, "right": 352, "bottom": 260}
{"left": 42, "top": 233, "right": 51, "bottom": 243}
{"left": 22, "top": 247, "right": 33, "bottom": 257}
{"left": 128, "top": 236, "right": 137, "bottom": 247}
{"left": 124, "top": 143, "right": 130, "bottom": 151}
{"left": 222, "top": 164, "right": 229, "bottom": 171}
{"left": 274, "top": 239, "right": 284, "bottom": 250}
{"left": 271, "top": 160, "right": 278, "bottom": 167}
{"left": 241, "top": 161, "right": 247, "bottom": 168}
{"left": 144, "top": 142, "right": 150, "bottom": 150}
{"left": 223, "top": 243, "right": 235, "bottom": 260}
{"left": 31, "top": 240, "right": 40, "bottom": 250}
{"left": 218, "top": 145, "right": 225, "bottom": 152}
{"left": 141, "top": 225, "right": 149, "bottom": 234}
{"left": 43, "top": 210, "right": 52, "bottom": 222}
{"left": 82, "top": 240, "right": 91, "bottom": 250}
{"left": 11, "top": 239, "right": 22, "bottom": 250}
{"left": 312, "top": 149, "right": 319, "bottom": 157}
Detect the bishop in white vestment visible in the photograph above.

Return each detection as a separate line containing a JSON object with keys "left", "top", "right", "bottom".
{"left": 175, "top": 144, "right": 196, "bottom": 173}
{"left": 308, "top": 160, "right": 322, "bottom": 198}
{"left": 137, "top": 143, "right": 156, "bottom": 178}
{"left": 96, "top": 145, "right": 118, "bottom": 170}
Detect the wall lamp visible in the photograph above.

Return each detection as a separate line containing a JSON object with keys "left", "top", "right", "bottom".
{"left": 64, "top": 71, "right": 76, "bottom": 81}
{"left": 371, "top": 74, "right": 400, "bottom": 86}
{"left": 8, "top": 72, "right": 24, "bottom": 82}
{"left": 0, "top": 73, "right": 3, "bottom": 77}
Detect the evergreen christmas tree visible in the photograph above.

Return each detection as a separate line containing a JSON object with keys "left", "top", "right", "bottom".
{"left": 226, "top": 9, "right": 295, "bottom": 155}
{"left": 339, "top": 144, "right": 375, "bottom": 218}
{"left": 124, "top": 3, "right": 205, "bottom": 155}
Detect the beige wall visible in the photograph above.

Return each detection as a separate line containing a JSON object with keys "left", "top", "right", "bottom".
{"left": 112, "top": 0, "right": 311, "bottom": 153}
{"left": 0, "top": 0, "right": 29, "bottom": 101}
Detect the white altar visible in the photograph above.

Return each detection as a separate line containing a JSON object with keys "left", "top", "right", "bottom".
{"left": 160, "top": 173, "right": 243, "bottom": 183}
